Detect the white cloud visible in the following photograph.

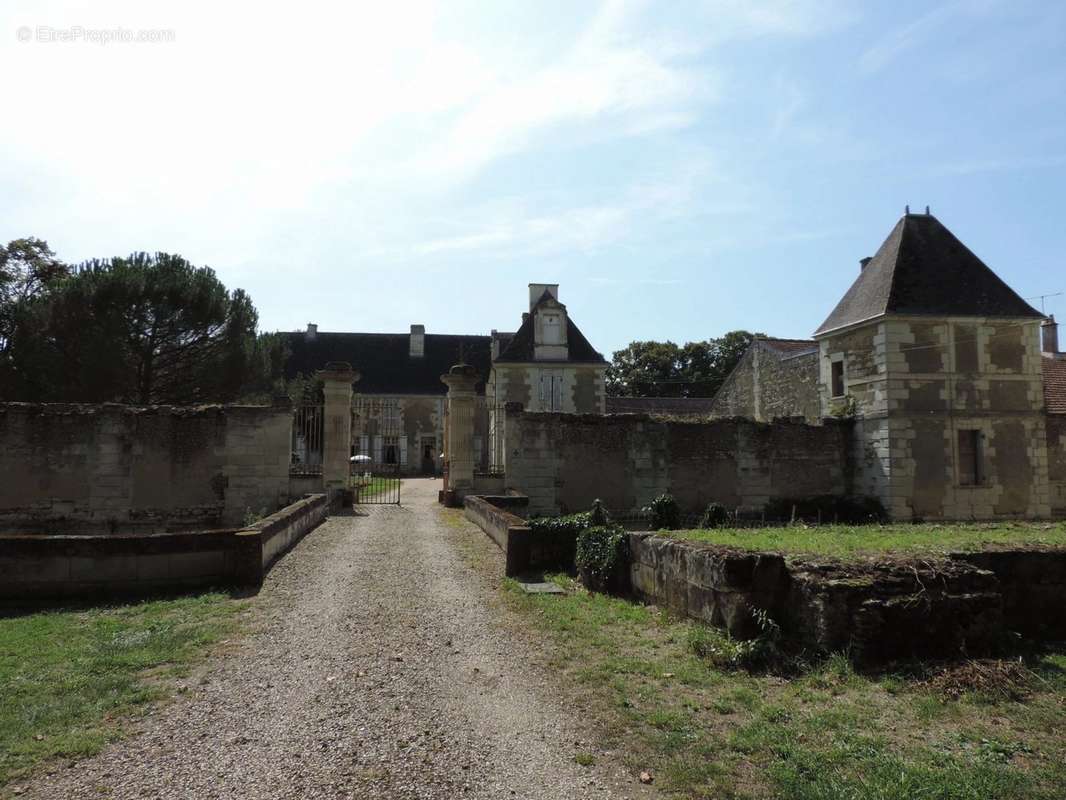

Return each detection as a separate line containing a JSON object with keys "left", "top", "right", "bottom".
{"left": 0, "top": 0, "right": 853, "bottom": 315}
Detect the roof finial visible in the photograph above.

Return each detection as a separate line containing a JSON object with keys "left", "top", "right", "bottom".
{"left": 905, "top": 204, "right": 910, "bottom": 215}
{"left": 925, "top": 205, "right": 930, "bottom": 215}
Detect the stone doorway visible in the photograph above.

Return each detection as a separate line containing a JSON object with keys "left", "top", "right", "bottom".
{"left": 421, "top": 437, "right": 436, "bottom": 475}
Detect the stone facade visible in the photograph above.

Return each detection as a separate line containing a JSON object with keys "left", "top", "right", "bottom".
{"left": 503, "top": 407, "right": 849, "bottom": 516}
{"left": 0, "top": 401, "right": 293, "bottom": 532}
{"left": 818, "top": 317, "right": 1051, "bottom": 520}
{"left": 710, "top": 338, "right": 820, "bottom": 423}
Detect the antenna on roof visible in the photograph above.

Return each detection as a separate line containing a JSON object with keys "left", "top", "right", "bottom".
{"left": 1025, "top": 292, "right": 1064, "bottom": 314}
{"left": 905, "top": 204, "right": 910, "bottom": 215}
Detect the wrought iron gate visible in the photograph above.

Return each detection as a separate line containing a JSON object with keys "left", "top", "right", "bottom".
{"left": 351, "top": 397, "right": 402, "bottom": 504}
{"left": 290, "top": 404, "right": 324, "bottom": 476}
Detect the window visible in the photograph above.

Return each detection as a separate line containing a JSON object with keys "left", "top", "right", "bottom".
{"left": 830, "top": 358, "right": 846, "bottom": 398}
{"left": 957, "top": 429, "right": 982, "bottom": 486}
{"left": 538, "top": 371, "right": 564, "bottom": 411}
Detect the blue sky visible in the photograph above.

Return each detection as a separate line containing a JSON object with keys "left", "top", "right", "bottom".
{"left": 2, "top": 0, "right": 1064, "bottom": 357}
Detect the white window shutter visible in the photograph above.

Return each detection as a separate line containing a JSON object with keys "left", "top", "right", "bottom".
{"left": 360, "top": 435, "right": 368, "bottom": 455}
{"left": 553, "top": 375, "right": 563, "bottom": 411}
{"left": 538, "top": 374, "right": 546, "bottom": 407}
{"left": 399, "top": 435, "right": 408, "bottom": 466}
{"left": 373, "top": 435, "right": 383, "bottom": 464}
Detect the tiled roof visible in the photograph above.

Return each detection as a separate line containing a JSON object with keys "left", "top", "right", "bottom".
{"left": 815, "top": 214, "right": 1043, "bottom": 336}
{"left": 760, "top": 338, "right": 818, "bottom": 358}
{"left": 1044, "top": 356, "right": 1066, "bottom": 415}
{"left": 606, "top": 396, "right": 716, "bottom": 416}
{"left": 495, "top": 293, "right": 606, "bottom": 364}
{"left": 281, "top": 331, "right": 494, "bottom": 395}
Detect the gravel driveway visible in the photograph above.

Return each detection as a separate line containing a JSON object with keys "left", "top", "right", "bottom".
{"left": 22, "top": 479, "right": 651, "bottom": 799}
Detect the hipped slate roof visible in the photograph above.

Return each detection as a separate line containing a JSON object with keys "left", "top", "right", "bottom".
{"left": 495, "top": 292, "right": 607, "bottom": 364}
{"left": 815, "top": 214, "right": 1043, "bottom": 336}
{"left": 281, "top": 332, "right": 494, "bottom": 395}
{"left": 1044, "top": 357, "right": 1066, "bottom": 415}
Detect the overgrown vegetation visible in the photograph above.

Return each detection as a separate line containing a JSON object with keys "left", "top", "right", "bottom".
{"left": 575, "top": 525, "right": 630, "bottom": 592}
{"left": 528, "top": 510, "right": 594, "bottom": 538}
{"left": 502, "top": 573, "right": 1066, "bottom": 799}
{"left": 0, "top": 592, "right": 243, "bottom": 786}
{"left": 644, "top": 493, "right": 681, "bottom": 530}
{"left": 672, "top": 521, "right": 1066, "bottom": 558}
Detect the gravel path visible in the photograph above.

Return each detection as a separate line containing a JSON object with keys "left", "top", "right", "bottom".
{"left": 22, "top": 479, "right": 652, "bottom": 799}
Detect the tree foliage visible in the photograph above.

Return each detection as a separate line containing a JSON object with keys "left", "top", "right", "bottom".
{"left": 1, "top": 243, "right": 282, "bottom": 404}
{"left": 605, "top": 330, "right": 762, "bottom": 397}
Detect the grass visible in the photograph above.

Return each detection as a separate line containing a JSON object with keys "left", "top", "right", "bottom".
{"left": 501, "top": 573, "right": 1066, "bottom": 799}
{"left": 0, "top": 592, "right": 244, "bottom": 787}
{"left": 669, "top": 521, "right": 1066, "bottom": 559}
{"left": 351, "top": 475, "right": 401, "bottom": 501}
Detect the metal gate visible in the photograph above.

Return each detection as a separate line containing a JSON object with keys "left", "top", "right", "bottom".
{"left": 351, "top": 397, "right": 402, "bottom": 504}
{"left": 290, "top": 404, "right": 324, "bottom": 476}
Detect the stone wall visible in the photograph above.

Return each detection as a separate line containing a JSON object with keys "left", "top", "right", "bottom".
{"left": 711, "top": 345, "right": 820, "bottom": 423}
{"left": 1048, "top": 415, "right": 1066, "bottom": 517}
{"left": 0, "top": 402, "right": 292, "bottom": 532}
{"left": 628, "top": 534, "right": 1066, "bottom": 661}
{"left": 819, "top": 318, "right": 1052, "bottom": 520}
{"left": 504, "top": 409, "right": 850, "bottom": 516}
{"left": 0, "top": 492, "right": 332, "bottom": 602}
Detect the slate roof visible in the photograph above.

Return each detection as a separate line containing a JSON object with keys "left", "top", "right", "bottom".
{"left": 281, "top": 331, "right": 495, "bottom": 395}
{"left": 495, "top": 293, "right": 607, "bottom": 364}
{"left": 606, "top": 396, "right": 716, "bottom": 416}
{"left": 1044, "top": 357, "right": 1066, "bottom": 415}
{"left": 815, "top": 214, "right": 1043, "bottom": 336}
{"left": 759, "top": 337, "right": 818, "bottom": 358}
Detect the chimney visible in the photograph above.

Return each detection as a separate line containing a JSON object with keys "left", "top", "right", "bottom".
{"left": 305, "top": 323, "right": 317, "bottom": 341}
{"left": 528, "top": 282, "right": 559, "bottom": 311}
{"left": 859, "top": 257, "right": 872, "bottom": 271}
{"left": 410, "top": 324, "right": 425, "bottom": 358}
{"left": 491, "top": 329, "right": 500, "bottom": 360}
{"left": 1042, "top": 315, "right": 1060, "bottom": 356}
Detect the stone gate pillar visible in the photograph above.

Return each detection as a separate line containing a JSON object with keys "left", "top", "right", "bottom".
{"left": 441, "top": 363, "right": 479, "bottom": 503}
{"left": 318, "top": 362, "right": 359, "bottom": 493}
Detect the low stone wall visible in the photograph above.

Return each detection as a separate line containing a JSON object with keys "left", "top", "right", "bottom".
{"left": 952, "top": 548, "right": 1066, "bottom": 639}
{"left": 0, "top": 493, "right": 332, "bottom": 603}
{"left": 463, "top": 495, "right": 531, "bottom": 577}
{"left": 628, "top": 534, "right": 1063, "bottom": 662}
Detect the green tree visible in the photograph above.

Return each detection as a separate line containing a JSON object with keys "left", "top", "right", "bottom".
{"left": 606, "top": 331, "right": 761, "bottom": 398}
{"left": 5, "top": 252, "right": 272, "bottom": 404}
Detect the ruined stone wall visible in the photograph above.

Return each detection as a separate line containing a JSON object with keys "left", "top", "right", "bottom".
{"left": 0, "top": 402, "right": 291, "bottom": 532}
{"left": 710, "top": 347, "right": 819, "bottom": 423}
{"left": 1048, "top": 415, "right": 1066, "bottom": 517}
{"left": 820, "top": 318, "right": 1051, "bottom": 520}
{"left": 504, "top": 410, "right": 849, "bottom": 516}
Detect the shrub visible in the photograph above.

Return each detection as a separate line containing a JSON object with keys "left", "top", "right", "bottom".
{"left": 687, "top": 607, "right": 783, "bottom": 671}
{"left": 644, "top": 493, "right": 681, "bottom": 530}
{"left": 763, "top": 494, "right": 886, "bottom": 524}
{"left": 589, "top": 498, "right": 611, "bottom": 526}
{"left": 528, "top": 511, "right": 592, "bottom": 538}
{"left": 699, "top": 502, "right": 730, "bottom": 529}
{"left": 575, "top": 524, "right": 630, "bottom": 593}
